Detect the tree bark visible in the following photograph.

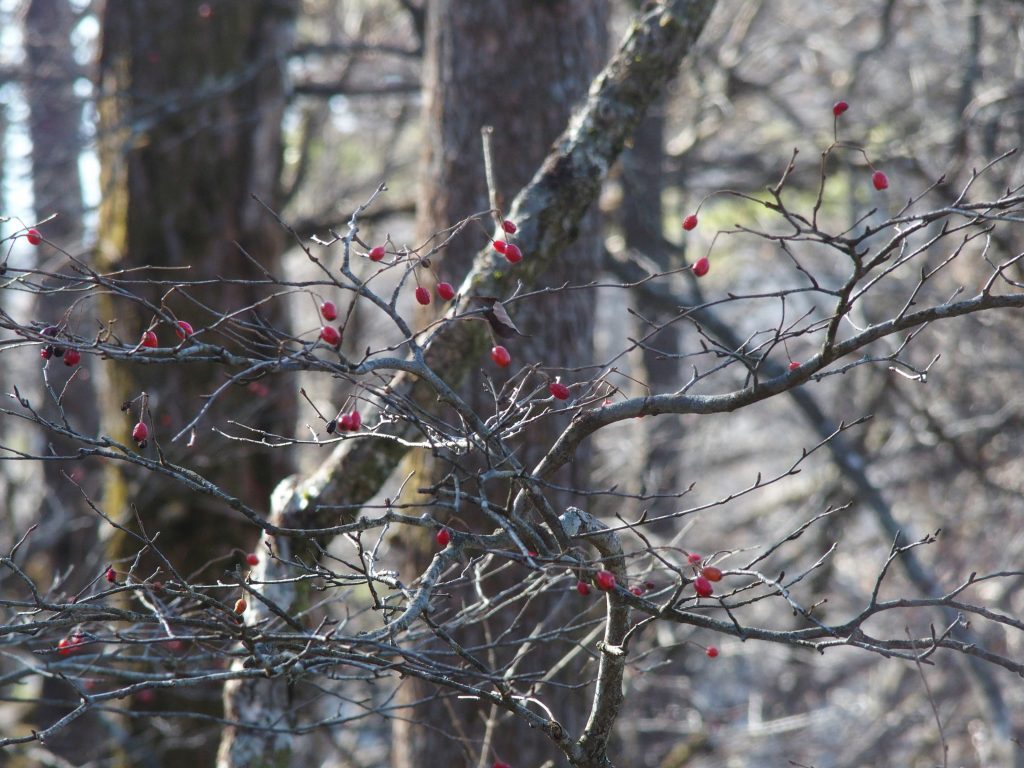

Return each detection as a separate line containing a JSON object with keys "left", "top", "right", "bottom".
{"left": 95, "top": 2, "right": 298, "bottom": 765}
{"left": 396, "top": 2, "right": 609, "bottom": 765}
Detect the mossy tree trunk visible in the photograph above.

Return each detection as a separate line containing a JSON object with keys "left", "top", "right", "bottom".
{"left": 95, "top": 3, "right": 298, "bottom": 765}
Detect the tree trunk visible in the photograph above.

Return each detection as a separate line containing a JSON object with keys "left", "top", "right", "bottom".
{"left": 95, "top": 2, "right": 297, "bottom": 765}
{"left": 394, "top": 2, "right": 609, "bottom": 767}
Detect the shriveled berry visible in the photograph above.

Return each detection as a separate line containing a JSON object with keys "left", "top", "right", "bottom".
{"left": 26, "top": 228, "right": 42, "bottom": 245}
{"left": 368, "top": 245, "right": 386, "bottom": 262}
{"left": 687, "top": 553, "right": 702, "bottom": 565}
{"left": 706, "top": 646, "right": 719, "bottom": 658}
{"left": 872, "top": 170, "right": 889, "bottom": 191}
{"left": 693, "top": 576, "right": 714, "bottom": 598}
{"left": 325, "top": 419, "right": 337, "bottom": 434}
{"left": 682, "top": 214, "right": 698, "bottom": 231}
{"left": 175, "top": 320, "right": 193, "bottom": 339}
{"left": 415, "top": 286, "right": 431, "bottom": 306}
{"left": 701, "top": 565, "right": 723, "bottom": 582}
{"left": 692, "top": 257, "right": 710, "bottom": 277}
{"left": 595, "top": 570, "right": 616, "bottom": 591}
{"left": 501, "top": 219, "right": 517, "bottom": 234}
{"left": 832, "top": 100, "right": 849, "bottom": 117}
{"left": 132, "top": 421, "right": 149, "bottom": 445}
{"left": 141, "top": 330, "right": 158, "bottom": 348}
{"left": 630, "top": 586, "right": 644, "bottom": 596}
{"left": 490, "top": 345, "right": 511, "bottom": 368}
{"left": 437, "top": 282, "right": 456, "bottom": 301}
{"left": 549, "top": 381, "right": 570, "bottom": 400}
{"left": 576, "top": 580, "right": 591, "bottom": 596}
{"left": 319, "top": 325, "right": 341, "bottom": 346}
{"left": 320, "top": 301, "right": 338, "bottom": 321}
{"left": 504, "top": 243, "right": 523, "bottom": 264}
{"left": 436, "top": 528, "right": 451, "bottom": 547}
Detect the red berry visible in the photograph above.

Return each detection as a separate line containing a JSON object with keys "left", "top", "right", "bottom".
{"left": 692, "top": 257, "right": 710, "bottom": 277}
{"left": 630, "top": 586, "right": 644, "bottom": 596}
{"left": 26, "top": 228, "right": 43, "bottom": 245}
{"left": 872, "top": 170, "right": 889, "bottom": 191}
{"left": 368, "top": 245, "right": 386, "bottom": 262}
{"left": 234, "top": 598, "right": 247, "bottom": 614}
{"left": 595, "top": 569, "right": 616, "bottom": 591}
{"left": 141, "top": 330, "right": 158, "bottom": 348}
{"left": 644, "top": 580, "right": 656, "bottom": 591}
{"left": 245, "top": 553, "right": 259, "bottom": 566}
{"left": 494, "top": 762, "right": 512, "bottom": 768}
{"left": 501, "top": 219, "right": 517, "bottom": 234}
{"left": 504, "top": 243, "right": 523, "bottom": 264}
{"left": 548, "top": 381, "right": 570, "bottom": 400}
{"left": 492, "top": 239, "right": 508, "bottom": 255}
{"left": 63, "top": 349, "right": 81, "bottom": 366}
{"left": 832, "top": 100, "right": 849, "bottom": 117}
{"left": 682, "top": 214, "right": 698, "bottom": 231}
{"left": 347, "top": 410, "right": 361, "bottom": 431}
{"left": 706, "top": 646, "right": 719, "bottom": 658}
{"left": 132, "top": 421, "right": 149, "bottom": 445}
{"left": 40, "top": 346, "right": 53, "bottom": 360}
{"left": 338, "top": 413, "right": 354, "bottom": 432}
{"left": 175, "top": 320, "right": 193, "bottom": 339}
{"left": 436, "top": 528, "right": 451, "bottom": 547}
{"left": 320, "top": 301, "right": 338, "bottom": 321}
{"left": 576, "top": 580, "right": 591, "bottom": 596}
{"left": 105, "top": 566, "right": 117, "bottom": 583}
{"left": 320, "top": 325, "right": 341, "bottom": 346}
{"left": 415, "top": 286, "right": 431, "bottom": 306}
{"left": 687, "top": 553, "right": 702, "bottom": 565}
{"left": 789, "top": 361, "right": 800, "bottom": 371}
{"left": 136, "top": 688, "right": 156, "bottom": 704}
{"left": 701, "top": 565, "right": 723, "bottom": 582}
{"left": 490, "top": 345, "right": 511, "bottom": 368}
{"left": 693, "top": 576, "right": 714, "bottom": 598}
{"left": 58, "top": 634, "right": 84, "bottom": 656}
{"left": 436, "top": 282, "right": 456, "bottom": 301}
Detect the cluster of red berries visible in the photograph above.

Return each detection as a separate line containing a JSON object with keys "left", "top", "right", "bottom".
{"left": 38, "top": 326, "right": 82, "bottom": 366}
{"left": 414, "top": 281, "right": 457, "bottom": 306}
{"left": 492, "top": 219, "right": 522, "bottom": 264}
{"left": 833, "top": 100, "right": 890, "bottom": 190}
{"left": 57, "top": 633, "right": 85, "bottom": 656}
{"left": 688, "top": 553, "right": 723, "bottom": 598}
{"left": 680, "top": 215, "right": 709, "bottom": 277}
{"left": 326, "top": 410, "right": 361, "bottom": 434}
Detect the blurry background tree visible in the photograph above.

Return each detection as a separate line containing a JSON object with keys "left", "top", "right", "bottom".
{"left": 1, "top": 1, "right": 1024, "bottom": 768}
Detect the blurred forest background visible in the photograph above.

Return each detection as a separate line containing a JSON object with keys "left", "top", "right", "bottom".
{"left": 2, "top": 0, "right": 1024, "bottom": 766}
